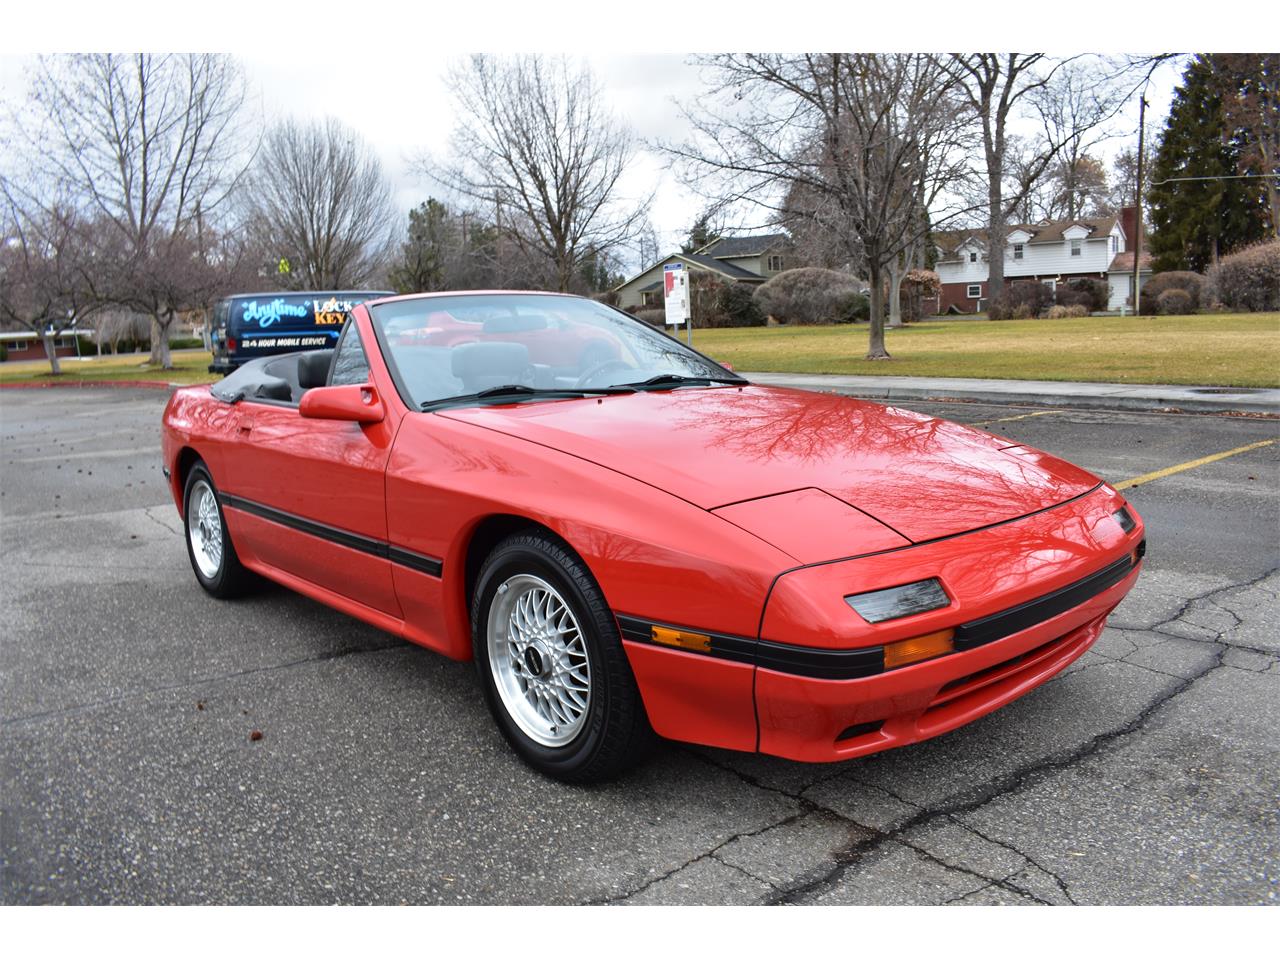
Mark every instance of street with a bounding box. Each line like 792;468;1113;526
1;386;1277;904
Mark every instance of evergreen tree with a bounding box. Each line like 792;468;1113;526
681;210;717;254
1148;56;1268;272
389;199;453;293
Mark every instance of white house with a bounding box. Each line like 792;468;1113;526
935;207;1151;313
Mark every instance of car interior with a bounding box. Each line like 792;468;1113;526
211;335;626;408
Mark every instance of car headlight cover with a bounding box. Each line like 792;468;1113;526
1112;507;1136;533
845;578;950;623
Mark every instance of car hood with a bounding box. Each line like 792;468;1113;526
438;385;1100;547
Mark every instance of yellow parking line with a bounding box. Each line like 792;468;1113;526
969;410;1064;428
1115;438;1278;490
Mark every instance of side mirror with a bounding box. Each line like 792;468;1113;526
299;384;385;424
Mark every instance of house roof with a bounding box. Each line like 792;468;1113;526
1108;250;1154;273
613;252;766;292
682;252;765;280
935;217;1119;261
1015;216;1118;244
933;229;986;259
697;233;789;259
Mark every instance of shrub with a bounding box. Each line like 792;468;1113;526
634;308;666;327
901;269;941;321
988;280;1052;320
169;337;204;350
753;268;865;325
1057;277;1108;312
836;291;870;323
1046;304;1089;319
709;282;766;327
1139;271;1202;314
1155;289;1193;316
0;343;7;362
1205;240;1280;312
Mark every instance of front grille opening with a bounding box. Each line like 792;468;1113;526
835;719;885;743
937;631;1068;696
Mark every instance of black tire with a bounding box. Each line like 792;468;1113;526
471;531;654;783
182;461;255;599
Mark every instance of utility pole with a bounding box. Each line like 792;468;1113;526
1132;91;1148;315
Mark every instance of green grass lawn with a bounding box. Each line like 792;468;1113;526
3;313;1278;389
0;350;217;386
692;313;1280;388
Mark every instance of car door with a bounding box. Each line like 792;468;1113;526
220;320;402;617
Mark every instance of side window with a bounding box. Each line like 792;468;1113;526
330;320;371;386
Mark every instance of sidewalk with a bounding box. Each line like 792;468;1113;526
741;372;1280;415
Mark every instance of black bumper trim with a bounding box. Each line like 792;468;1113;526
220;493;443;578
616;542;1143;681
953;547;1140;651
616;614;883;680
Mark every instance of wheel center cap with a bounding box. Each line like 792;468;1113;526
523;645;546;677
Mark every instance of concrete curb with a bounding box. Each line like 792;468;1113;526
741;372;1280;416
0;379;176;390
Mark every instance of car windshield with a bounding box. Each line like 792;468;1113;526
369;293;745;409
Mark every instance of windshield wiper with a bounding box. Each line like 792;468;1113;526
626;373;745;391
421;383;634;411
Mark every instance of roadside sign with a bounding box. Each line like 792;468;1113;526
664;263;692;344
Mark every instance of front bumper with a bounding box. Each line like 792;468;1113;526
620;485;1145;762
753;564;1135;761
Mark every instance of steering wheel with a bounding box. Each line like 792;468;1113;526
575;359;632;389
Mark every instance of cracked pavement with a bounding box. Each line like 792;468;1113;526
1;388;1277;904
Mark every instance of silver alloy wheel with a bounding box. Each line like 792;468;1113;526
187;479;224;580
486;573;591;747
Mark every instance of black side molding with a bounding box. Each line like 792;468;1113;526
221;493;443;578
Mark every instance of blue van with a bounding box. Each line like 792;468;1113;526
208;290;393;374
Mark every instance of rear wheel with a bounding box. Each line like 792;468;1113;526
183;462;254;598
472;532;653;782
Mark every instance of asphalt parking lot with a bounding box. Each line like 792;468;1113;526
1;386;1277;905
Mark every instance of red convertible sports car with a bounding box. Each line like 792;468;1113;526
162;291;1145;782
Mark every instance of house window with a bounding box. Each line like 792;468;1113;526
641;291;658;307
1013;243;1024;261
967;284;982;299
9;340;30;351
969;251;978;263
767;254;784;271
1070;239;1082;257
1111;235;1118;254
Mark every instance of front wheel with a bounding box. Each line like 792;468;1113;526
183;462;255;598
471;532;653;783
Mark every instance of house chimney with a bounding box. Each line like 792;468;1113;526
1119;206;1138;249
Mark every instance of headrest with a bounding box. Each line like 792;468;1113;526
253;377;293;402
482;314;547;334
451;341;531;380
299;349;335;389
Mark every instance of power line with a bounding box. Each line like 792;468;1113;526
1150;173;1280;186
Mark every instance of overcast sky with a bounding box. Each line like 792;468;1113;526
1;3;1203;275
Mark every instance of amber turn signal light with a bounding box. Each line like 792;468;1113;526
651;626;713;653
883;628;956;669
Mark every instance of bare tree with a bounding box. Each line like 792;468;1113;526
22;54;252;368
939;54;1135;300
0;184;95;375
669;54;972;359
243;116;398;291
429;55;650;292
